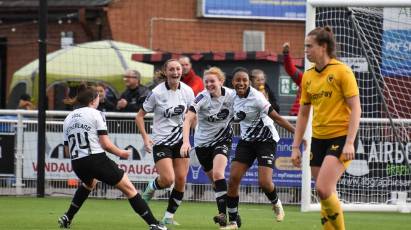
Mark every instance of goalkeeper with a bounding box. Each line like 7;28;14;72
291;26;361;230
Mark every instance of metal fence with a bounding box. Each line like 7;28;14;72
5;109;409;209
0;110;300;205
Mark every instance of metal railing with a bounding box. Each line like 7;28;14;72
0;110;300;204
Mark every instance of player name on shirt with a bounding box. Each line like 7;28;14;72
63;107;107;160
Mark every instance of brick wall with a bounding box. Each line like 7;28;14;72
107;0;305;55
2;1;305;105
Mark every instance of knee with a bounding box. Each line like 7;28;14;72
315;184;331;200
228;176;241;187
258;179;272;191
160;175;175;188
83;181;96;190
174;174;187;186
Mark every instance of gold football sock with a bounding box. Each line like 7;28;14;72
320;208;335;230
320;193;345;230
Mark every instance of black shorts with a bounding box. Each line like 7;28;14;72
310;135;358;167
153;142;188;163
233;140;277;168
195;142;230;172
72;153;124;186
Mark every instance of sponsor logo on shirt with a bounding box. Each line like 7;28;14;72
164;105;185;118
310;90;333;100
233;111;246;122
207;109;230;122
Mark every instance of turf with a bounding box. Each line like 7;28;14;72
0;196;410;230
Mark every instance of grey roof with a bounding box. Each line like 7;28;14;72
0;0;112;8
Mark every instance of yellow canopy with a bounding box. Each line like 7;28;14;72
10;40;154;105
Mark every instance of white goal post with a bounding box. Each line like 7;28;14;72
302;0;411;212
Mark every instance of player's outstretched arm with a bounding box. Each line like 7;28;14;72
99;135;130;158
268;109;295;134
135;108;153;153
180;110;196;157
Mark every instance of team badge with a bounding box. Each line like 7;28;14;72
327;74;335;84
330;144;339;151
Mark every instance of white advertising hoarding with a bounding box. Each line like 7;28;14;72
23;132;158;181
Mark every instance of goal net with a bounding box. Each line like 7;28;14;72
302;0;411;212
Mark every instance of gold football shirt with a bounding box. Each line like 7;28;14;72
300;59;359;139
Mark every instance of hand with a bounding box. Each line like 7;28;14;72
18;100;34;110
282;42;290;54
341;143;355;161
291;147;302;168
117;99;128;109
302;139;307;151
180;142;191;157
143;137;154;154
118;149;131;159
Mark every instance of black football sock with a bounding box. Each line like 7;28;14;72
128;193;158;225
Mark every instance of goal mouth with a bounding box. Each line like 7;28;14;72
302;1;411;213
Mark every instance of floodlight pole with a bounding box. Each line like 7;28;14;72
37;0;47;198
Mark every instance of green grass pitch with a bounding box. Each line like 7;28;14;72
0;196;410;229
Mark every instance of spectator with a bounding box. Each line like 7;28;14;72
117;69;151;112
282;42;303;116
250;69;280;113
178;56;204;96
146;71;165;90
96;83;116;112
18;94;35;110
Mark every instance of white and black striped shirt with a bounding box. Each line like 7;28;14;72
63;107;107;160
233;87;280;142
143;81;195;146
189;87;235;147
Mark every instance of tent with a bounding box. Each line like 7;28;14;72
8;40;154;108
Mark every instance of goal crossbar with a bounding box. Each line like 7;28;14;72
308;0;411;7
